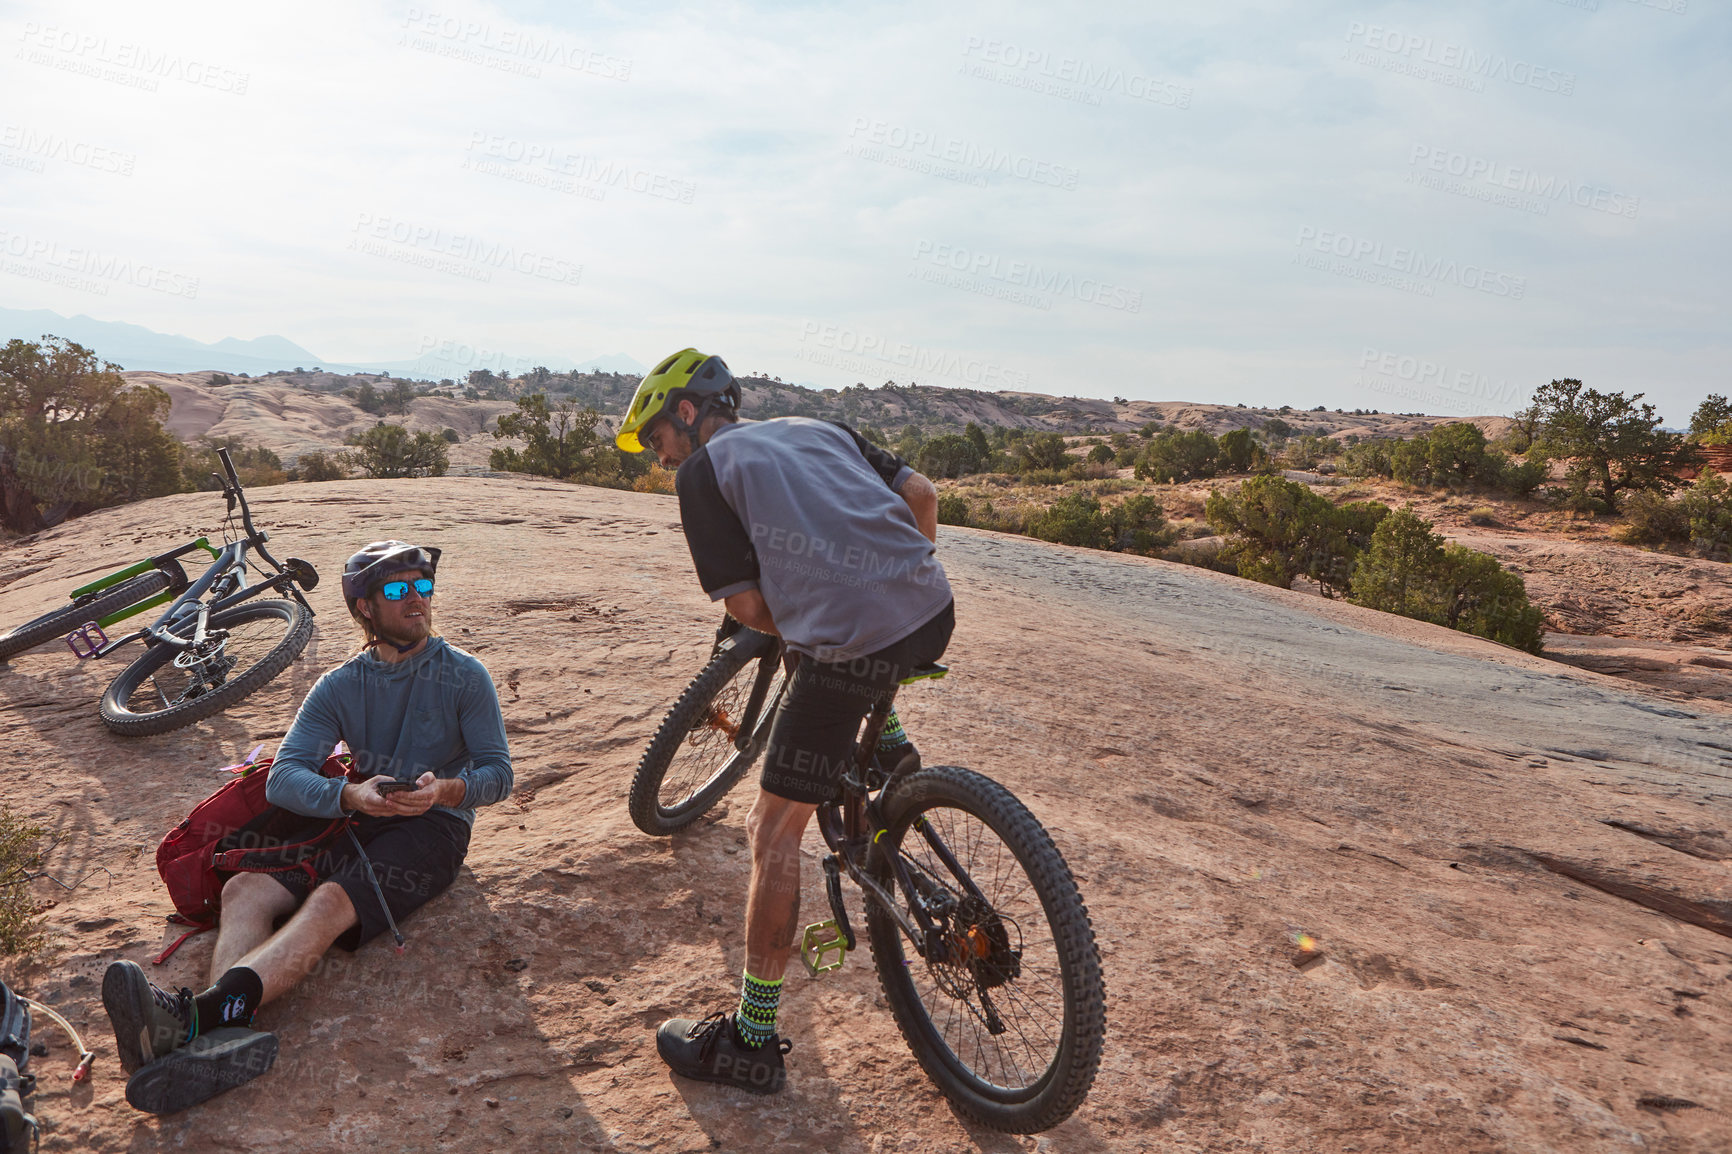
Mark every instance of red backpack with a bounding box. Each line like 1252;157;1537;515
153;746;357;964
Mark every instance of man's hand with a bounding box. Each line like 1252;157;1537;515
341;773;463;817
385;772;463;816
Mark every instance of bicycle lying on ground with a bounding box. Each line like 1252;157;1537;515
630;625;1105;1133
0;447;320;736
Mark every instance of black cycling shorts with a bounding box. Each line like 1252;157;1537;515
270;810;470;951
759;601;955;805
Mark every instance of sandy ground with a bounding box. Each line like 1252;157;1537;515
0;477;1727;1153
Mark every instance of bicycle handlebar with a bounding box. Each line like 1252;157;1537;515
214;447;282;571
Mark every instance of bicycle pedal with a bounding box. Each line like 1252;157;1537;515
64;622;108;659
800;920;848;977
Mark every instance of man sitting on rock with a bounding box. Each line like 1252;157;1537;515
102;539;513;1114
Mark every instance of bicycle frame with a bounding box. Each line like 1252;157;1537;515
83;448;316;660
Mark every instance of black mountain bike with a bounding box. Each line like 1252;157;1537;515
630;626;1105;1132
0;448;320;736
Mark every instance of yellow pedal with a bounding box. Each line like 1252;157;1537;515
800;920;847;976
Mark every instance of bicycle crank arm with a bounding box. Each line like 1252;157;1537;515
821;855;856;950
843;858;926;950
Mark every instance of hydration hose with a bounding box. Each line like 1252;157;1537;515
20;1000;94;1084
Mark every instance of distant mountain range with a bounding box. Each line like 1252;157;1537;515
0;307;645;378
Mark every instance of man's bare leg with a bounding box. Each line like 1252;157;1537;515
209;873;299;982
220;881;359;1005
743;790;818;981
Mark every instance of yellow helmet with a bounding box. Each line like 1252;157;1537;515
615;348;740;453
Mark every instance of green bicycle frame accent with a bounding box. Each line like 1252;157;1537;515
95;589;177;628
71;538;220;598
800;920;848;976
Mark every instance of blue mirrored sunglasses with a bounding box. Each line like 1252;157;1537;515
380;578;434;601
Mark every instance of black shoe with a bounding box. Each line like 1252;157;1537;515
124;1027;278;1115
103;961;193;1074
655;1012;790;1095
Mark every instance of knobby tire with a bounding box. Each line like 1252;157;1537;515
98;598;313;736
864;766;1105;1133
0;571;173;663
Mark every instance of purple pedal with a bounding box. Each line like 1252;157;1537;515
65;622;108;659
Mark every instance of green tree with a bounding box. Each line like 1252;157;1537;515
964;422;991;462
1025;492;1112;549
1349;507;1446;621
490;392;637;484
1520;378;1700;510
295;450;350;482
352;381;385;415
1216;428;1262;473
1678;472;1732;561
1351;507;1544;653
181;436;285;491
1085;443;1116;465
936;493;970;526
916;434;986;479
353;423;449;478
1690;394;1732;444
1135;429;1219;482
385;380;416;415
1008;432;1071;473
1108;494;1176;555
0;336;184;531
1205;475;1384;594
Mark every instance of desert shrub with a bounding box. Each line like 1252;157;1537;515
208;373;231;387
916;434;987;479
295;450;351;482
936;493;970;525
1025;492;1112;548
1339;439;1395;479
181;437;285;491
1085;443;1116;466
1617;489;1690;547
352;423;449;478
1484;454;1548;497
632;465;676;494
1216;428;1262;474
1108;494;1176;554
1205;475;1386;595
1690;394;1732;445
1018;468;1068;487
1161;536;1239;574
1007;432;1071;474
1466;506;1499;527
440;427;461;443
1679;472;1732;561
1350;507;1545;653
489;393;644;486
0;807;51;958
1135;430;1219;483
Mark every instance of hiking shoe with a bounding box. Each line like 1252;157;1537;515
124;1027;278;1115
656;1011;790;1095
103;960;193;1074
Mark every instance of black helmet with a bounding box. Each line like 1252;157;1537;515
341;540;441;607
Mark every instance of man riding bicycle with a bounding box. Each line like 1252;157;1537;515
618;348;954;1094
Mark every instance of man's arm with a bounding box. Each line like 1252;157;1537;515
899;471;938;544
264;676;350;818
723;588;777;635
451;662;513;809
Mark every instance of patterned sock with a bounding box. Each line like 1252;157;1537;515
877;710;910;755
734;971;782;1049
192;966;264;1035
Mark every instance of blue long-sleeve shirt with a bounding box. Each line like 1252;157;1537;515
265;637;513;826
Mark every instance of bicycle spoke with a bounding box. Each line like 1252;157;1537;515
658;662;783;810
893;802;1068;1093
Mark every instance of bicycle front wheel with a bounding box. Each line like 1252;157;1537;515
0;570;173;663
628;629;784;836
99;598;313;736
865;766;1105;1133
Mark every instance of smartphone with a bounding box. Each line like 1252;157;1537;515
375;780;416;795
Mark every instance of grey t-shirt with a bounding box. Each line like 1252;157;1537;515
264;637;513;827
674;418;952;663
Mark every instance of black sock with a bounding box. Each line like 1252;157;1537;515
192;966;264;1034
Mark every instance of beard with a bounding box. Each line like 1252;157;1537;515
373;604;434;650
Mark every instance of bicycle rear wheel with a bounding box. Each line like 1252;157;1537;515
628;629;784;836
0;570;173;662
98;598;313;736
865;766;1104;1133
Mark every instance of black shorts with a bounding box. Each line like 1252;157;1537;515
270;810;470;951
760;601;955;805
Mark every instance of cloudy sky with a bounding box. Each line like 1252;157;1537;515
0;0;1724;421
